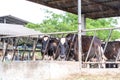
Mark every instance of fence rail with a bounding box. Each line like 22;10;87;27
1;27;120;38
0;27;120;69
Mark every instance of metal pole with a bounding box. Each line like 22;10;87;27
103;29;113;57
78;0;82;70
85;30;96;62
81;14;86;35
1;27;120;38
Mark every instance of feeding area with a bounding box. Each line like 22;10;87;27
1;26;120;80
1;0;120;80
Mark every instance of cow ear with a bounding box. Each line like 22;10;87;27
56;38;59;40
49;38;51;40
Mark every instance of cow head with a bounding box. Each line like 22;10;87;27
49;38;59;54
41;36;49;54
59;38;69;60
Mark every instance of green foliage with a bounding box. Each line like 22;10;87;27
26;23;41;31
38;12;78;32
26;11;120;41
111;30;120;40
86;18;120;41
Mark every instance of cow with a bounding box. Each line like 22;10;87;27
102;41;120;60
41;36;59;60
56;37;69;60
102;41;120;68
64;33;107;62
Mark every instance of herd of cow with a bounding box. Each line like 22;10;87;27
1;33;120;68
40;33;120;64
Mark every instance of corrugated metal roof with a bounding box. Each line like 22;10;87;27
0;23;41;36
28;0;120;19
0;15;29;25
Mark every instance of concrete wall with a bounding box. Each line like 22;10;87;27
0;61;80;80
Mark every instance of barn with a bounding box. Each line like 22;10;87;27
0;15;42;61
0;15;29;25
1;0;120;80
27;0;120;67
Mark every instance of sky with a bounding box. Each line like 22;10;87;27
0;0;65;23
0;0;120;26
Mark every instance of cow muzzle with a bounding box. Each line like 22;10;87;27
60;54;66;59
41;50;46;53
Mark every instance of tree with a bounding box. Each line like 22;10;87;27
39;12;78;32
26;11;120;41
86;18;120;41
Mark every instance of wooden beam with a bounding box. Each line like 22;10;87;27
12;38;20;61
31;40;37;61
2;39;8;62
21;37;30;60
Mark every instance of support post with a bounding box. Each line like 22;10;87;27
81;14;86;35
3;18;7;23
2;39;8;61
31;40;37;61
78;0;82;70
12;38;19;61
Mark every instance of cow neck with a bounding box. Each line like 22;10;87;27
72;34;76;42
66;34;76;60
43;37;50;56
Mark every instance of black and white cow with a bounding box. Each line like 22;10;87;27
41;36;70;61
57;37;69;60
41;36;59;60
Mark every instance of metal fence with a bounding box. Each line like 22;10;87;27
0;27;120;69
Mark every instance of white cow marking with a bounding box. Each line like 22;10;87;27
43;37;49;41
60;38;66;45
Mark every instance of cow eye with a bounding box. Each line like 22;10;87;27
65;44;67;47
59;45;61;48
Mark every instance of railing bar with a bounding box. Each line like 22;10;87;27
103;29;113;56
83;62;120;64
0;27;120;38
82;27;120;32
0;31;78;38
85;30;96;62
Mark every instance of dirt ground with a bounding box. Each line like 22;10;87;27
56;73;120;80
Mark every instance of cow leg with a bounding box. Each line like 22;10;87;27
74;53;79;61
53;53;56;60
44;55;48;60
48;56;54;60
54;51;59;60
70;53;75;61
100;46;107;61
51;56;54;60
97;46;106;68
41;53;45;60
